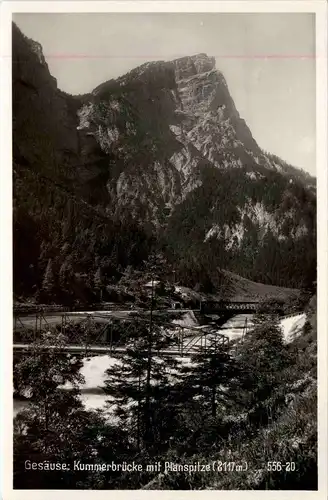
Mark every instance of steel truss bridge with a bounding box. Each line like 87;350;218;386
13;303;257;357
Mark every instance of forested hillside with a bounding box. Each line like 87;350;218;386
12;23;316;304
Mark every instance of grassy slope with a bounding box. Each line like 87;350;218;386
218;270;300;301
173;269;300;306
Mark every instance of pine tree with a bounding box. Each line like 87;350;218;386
104;317;180;452
180;335;239;418
59;259;73;292
103;253;182;452
13;331;130;489
94;267;103;301
233;313;290;427
42;258;55;299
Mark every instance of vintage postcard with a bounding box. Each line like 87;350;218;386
0;0;327;498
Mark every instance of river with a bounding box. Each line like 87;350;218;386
13;313;305;418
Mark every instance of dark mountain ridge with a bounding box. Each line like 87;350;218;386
12;23;316;303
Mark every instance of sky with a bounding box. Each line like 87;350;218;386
13;13;316;175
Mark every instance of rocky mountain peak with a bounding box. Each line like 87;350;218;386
12;22;316;298
173;53;216;80
72;47;314;223
93;59;177;100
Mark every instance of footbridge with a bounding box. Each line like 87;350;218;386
200;300;260;314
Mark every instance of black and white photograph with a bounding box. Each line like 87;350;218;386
1;1;327;494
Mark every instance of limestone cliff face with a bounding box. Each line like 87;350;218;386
12;22;111;205
76;53;263;221
13;24;78;172
75;51;314;247
13;23;316;294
